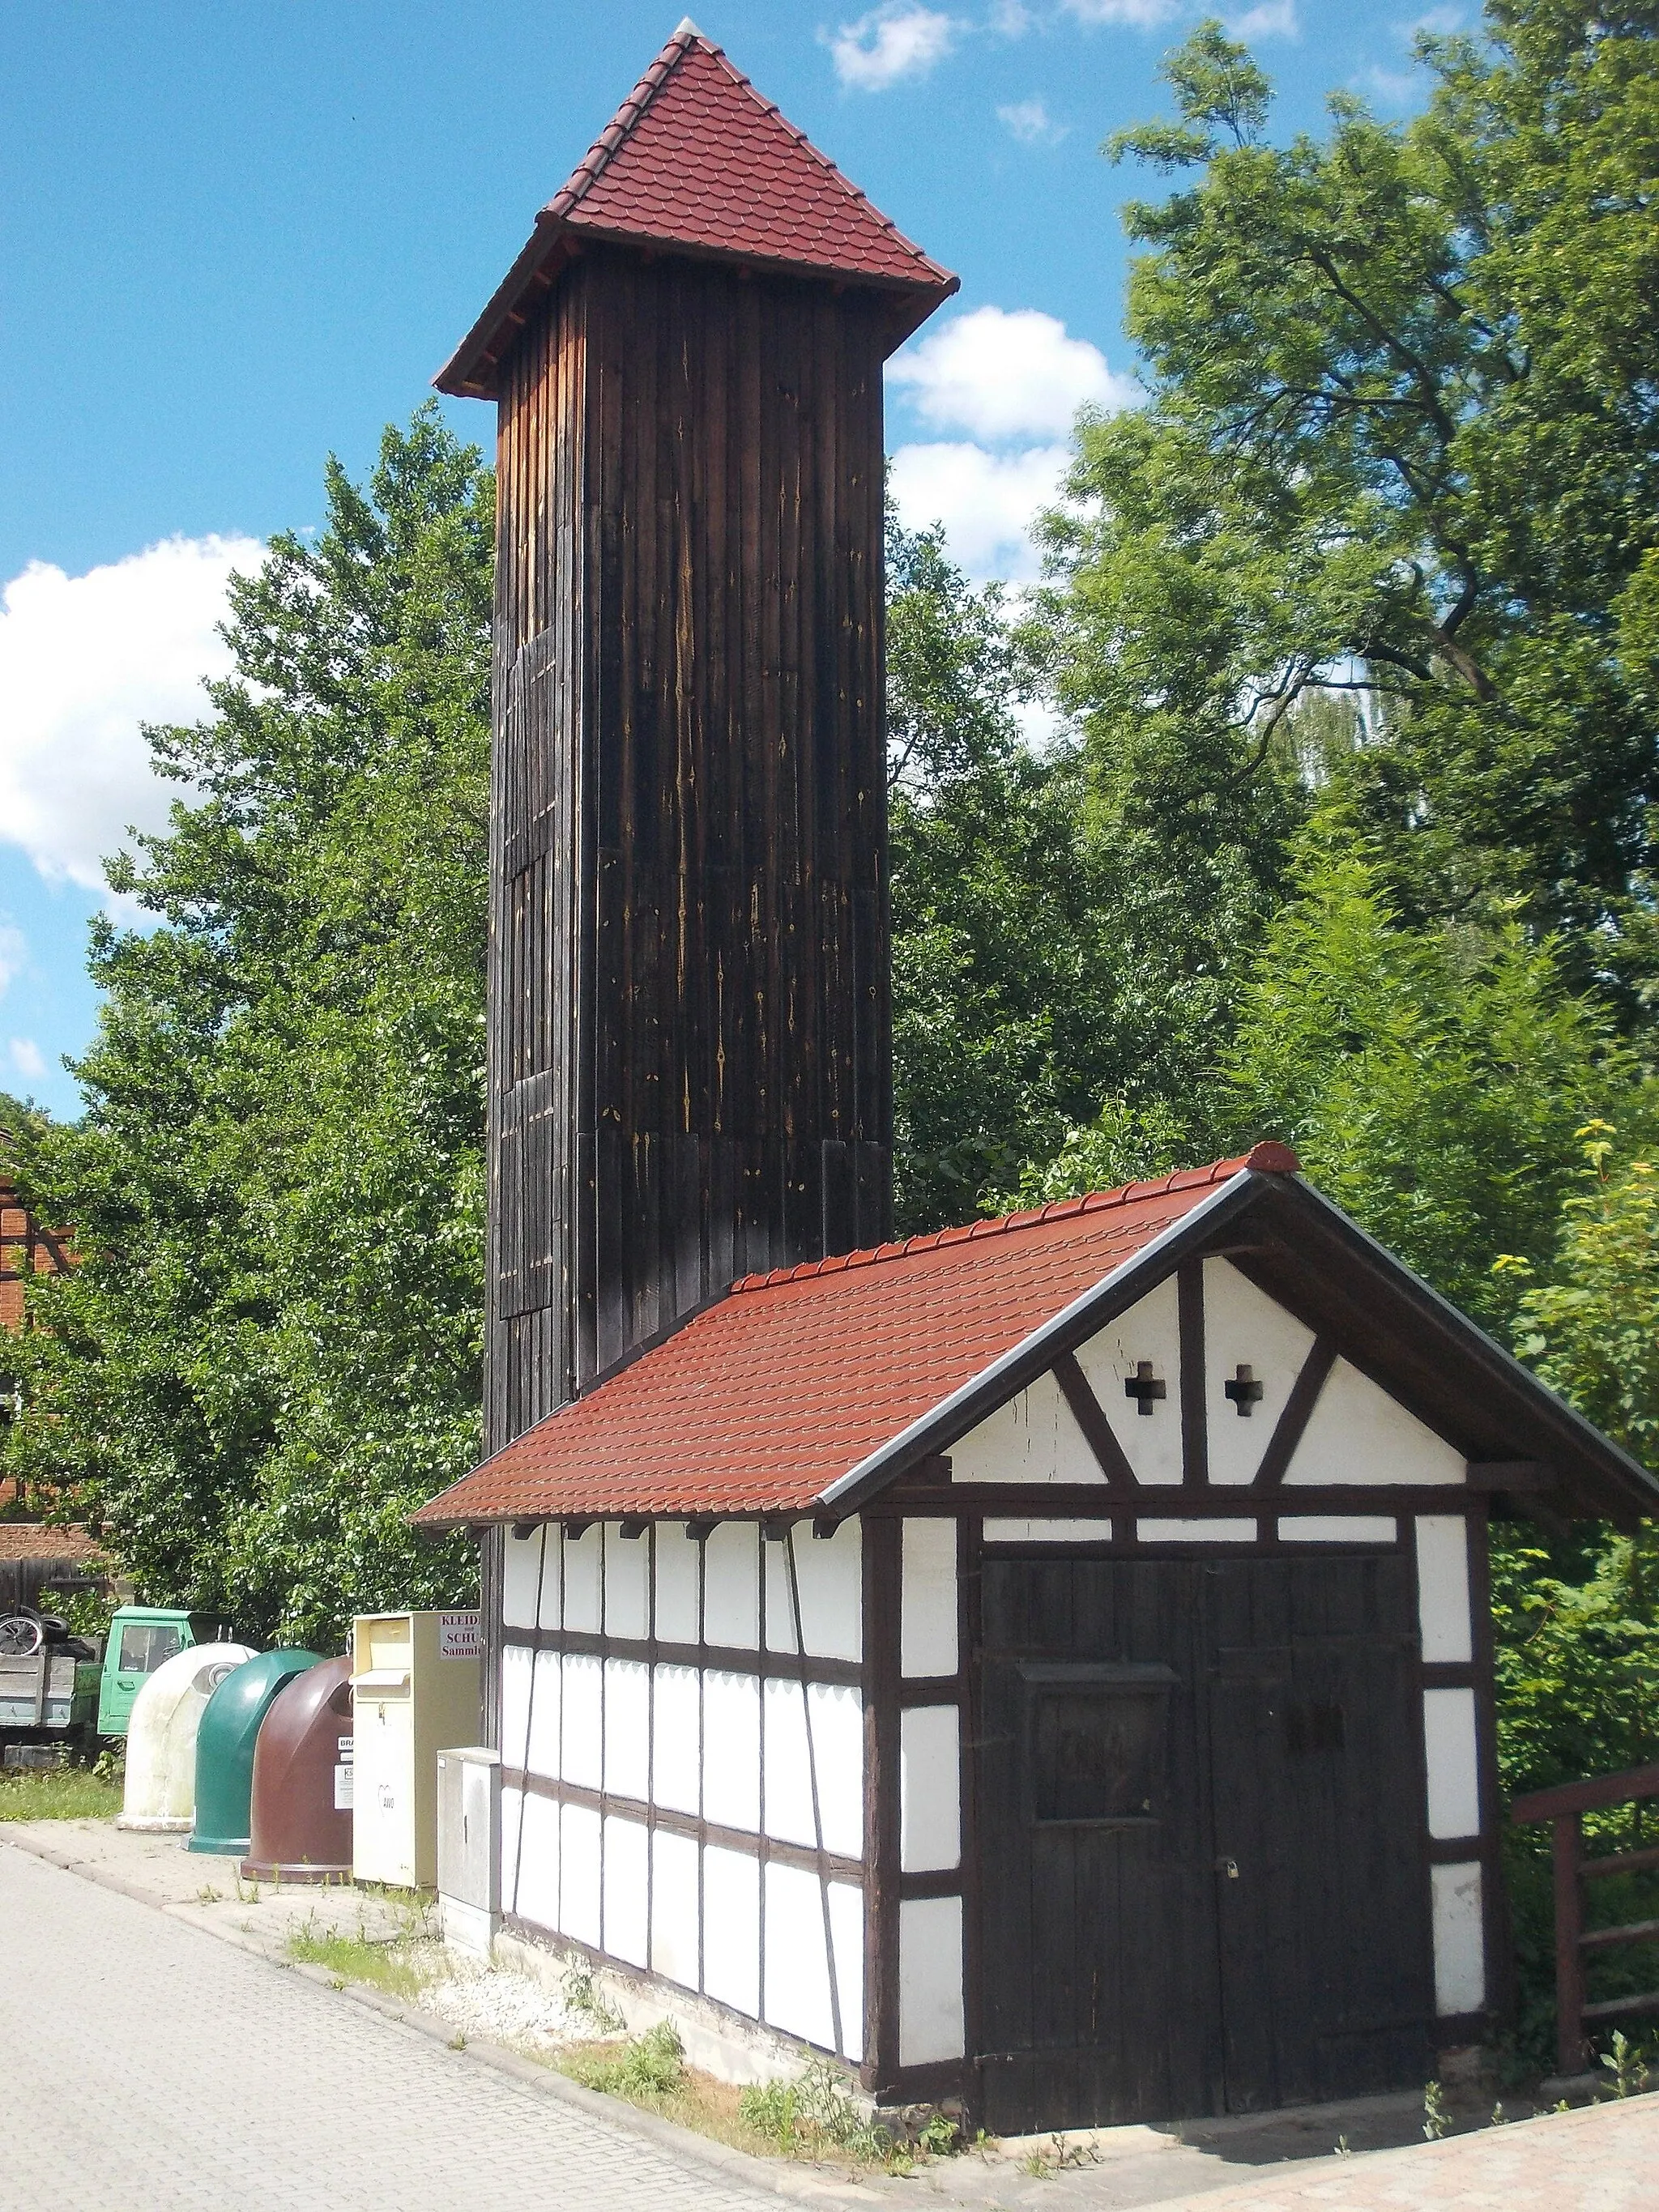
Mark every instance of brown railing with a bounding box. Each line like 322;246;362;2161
1512;1759;1659;2076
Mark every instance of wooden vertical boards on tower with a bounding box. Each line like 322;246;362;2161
436;25;956;1452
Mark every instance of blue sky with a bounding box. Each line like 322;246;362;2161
0;0;1447;1117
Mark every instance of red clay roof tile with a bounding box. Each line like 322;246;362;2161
437;26;957;399
414;1152;1291;1528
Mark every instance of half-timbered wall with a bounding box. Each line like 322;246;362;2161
939;1255;1496;2044
497;1518;867;2063
487;248;895;1455
488;1254;1499;2103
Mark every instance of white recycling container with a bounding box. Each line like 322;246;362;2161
117;1640;256;1831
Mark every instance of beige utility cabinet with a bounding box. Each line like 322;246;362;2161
350;1609;480;1888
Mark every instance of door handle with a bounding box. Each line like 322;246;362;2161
1215;1856;1239;1880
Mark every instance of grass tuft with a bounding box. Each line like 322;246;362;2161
286;1916;431;2003
0;1767;122;1822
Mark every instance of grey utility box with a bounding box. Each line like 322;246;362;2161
437;1745;501;1959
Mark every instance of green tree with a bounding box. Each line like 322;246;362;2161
1042;1;1659;994
2;410;490;1646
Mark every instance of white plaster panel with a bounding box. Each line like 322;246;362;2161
1431;1861;1486;2014
650;1826;702;1991
983;1519;1113;1542
651;1664;702;1816
538;1530;564;1629
1201;1258;1319;1485
501;1643;533;1767
560;1652;603;1791
948;1368;1102;1487
526;1648;561;1779
901;1518;958;1677
702;1669;761;1831
1417;1516;1474;1664
1074;1274;1183;1485
514;1787;561;1933
560;1801;603;1948
1422;1687;1482;1838
1139;1519;1256;1542
1277;1517;1397;1545
604;1524;650;1640
899;1895;965;2065
828;1882;865;2062
704;1524;760;1649
764;1860;837;2049
703;1843;761;2018
1286;1358;1465;1486
792;1522;862;1661
502;1527;545;1629
562;1524;603;1631
603;1656;650;1803
499;1784;524;1917
763;1677;818;1850
603;1813;650;1967
654;1525;701;1645
901;1705;961;1873
809;1683;865;1860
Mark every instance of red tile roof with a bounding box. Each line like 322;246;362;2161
437;24;957;399
414;1149;1296;1528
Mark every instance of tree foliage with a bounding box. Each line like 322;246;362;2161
3;411;490;1645
1045;0;1659;988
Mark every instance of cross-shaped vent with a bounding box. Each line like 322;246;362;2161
1224;1363;1264;1417
1124;1360;1166;1416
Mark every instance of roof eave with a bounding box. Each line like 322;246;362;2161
435;219;958;401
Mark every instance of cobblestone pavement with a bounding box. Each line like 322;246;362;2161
0;1841;787;2212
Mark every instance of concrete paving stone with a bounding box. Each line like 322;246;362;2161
6;1826;1657;2212
0;1839;781;2212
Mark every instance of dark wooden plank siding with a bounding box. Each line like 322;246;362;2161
486;246;893;1453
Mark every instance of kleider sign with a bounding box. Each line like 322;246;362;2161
438;1611;481;1660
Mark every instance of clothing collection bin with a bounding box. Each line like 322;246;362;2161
350;1610;480;1888
241;1653;355;1883
117;1642;256;1831
190;1648;322;1856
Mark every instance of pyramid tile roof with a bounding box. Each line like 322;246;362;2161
437;23;957;399
413;1150;1284;1528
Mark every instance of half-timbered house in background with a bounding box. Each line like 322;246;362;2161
417;23;1659;2133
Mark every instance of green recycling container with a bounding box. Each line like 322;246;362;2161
190;1649;322;1855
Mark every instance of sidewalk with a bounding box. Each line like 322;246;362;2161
7;1819;1655;2211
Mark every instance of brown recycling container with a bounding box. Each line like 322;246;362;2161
241;1653;353;1882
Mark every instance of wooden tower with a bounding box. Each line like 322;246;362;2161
438;24;957;1454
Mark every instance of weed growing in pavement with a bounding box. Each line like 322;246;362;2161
1017;2133;1101;2176
1334;2136;1352;2159
738;2060;893;2164
1422;2081;1452;2140
0;1767;122;1821
559;1960;625;2034
287;1912;431;2003
1602;2031;1649;2099
565;2020;686;2099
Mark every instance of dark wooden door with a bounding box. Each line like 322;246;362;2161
975;1553;1435;2133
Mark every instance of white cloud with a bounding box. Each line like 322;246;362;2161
0;533;262;893
824;4;960;89
0;924;23;999
8;1038;46;1083
1057;0;1181;27
889;305;1137;442
997;95;1068;143
1226;0;1299;36
986;0;1033;31
888;440;1073;582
